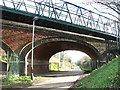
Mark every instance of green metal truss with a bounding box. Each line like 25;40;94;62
1;0;120;38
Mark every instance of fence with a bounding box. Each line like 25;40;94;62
1;51;19;75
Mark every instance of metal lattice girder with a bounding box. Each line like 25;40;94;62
105;39;119;63
1;0;120;38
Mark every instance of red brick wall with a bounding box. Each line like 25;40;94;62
2;24;58;54
27;65;49;75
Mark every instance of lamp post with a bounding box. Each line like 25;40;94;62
31;16;39;80
116;22;119;56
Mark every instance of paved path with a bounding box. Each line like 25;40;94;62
22;66;85;89
27;75;81;89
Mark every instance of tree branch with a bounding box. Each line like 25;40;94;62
90;3;120;21
97;1;120;15
107;2;120;11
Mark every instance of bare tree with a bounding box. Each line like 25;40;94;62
82;0;120;21
84;0;120;43
96;0;120;21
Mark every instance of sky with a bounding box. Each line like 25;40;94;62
64;0;117;20
55;50;89;63
64;50;89;63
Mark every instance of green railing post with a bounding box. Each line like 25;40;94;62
105;40;110;63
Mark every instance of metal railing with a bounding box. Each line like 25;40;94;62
1;0;120;37
1;52;19;75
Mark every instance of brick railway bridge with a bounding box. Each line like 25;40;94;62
0;0;120;75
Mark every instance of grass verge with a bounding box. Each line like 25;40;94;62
75;56;119;88
79;66;90;71
2;75;48;88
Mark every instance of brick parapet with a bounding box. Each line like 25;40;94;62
2;19;107;55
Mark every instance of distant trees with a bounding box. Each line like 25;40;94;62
59;52;72;70
59;51;72;63
0;48;7;63
50;51;72;71
76;56;91;69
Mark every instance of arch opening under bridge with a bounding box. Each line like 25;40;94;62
0;40;14;73
19;37;101;75
49;50;91;72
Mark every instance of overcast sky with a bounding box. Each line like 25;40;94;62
64;50;89;63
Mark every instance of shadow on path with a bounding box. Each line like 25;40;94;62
40;70;85;77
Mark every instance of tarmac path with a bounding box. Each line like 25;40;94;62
23;65;85;89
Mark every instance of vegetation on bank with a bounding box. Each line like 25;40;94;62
49;62;60;71
76;56;119;88
79;66;90;71
49;62;73;71
76;56;91;71
2;75;43;88
49;53;73;71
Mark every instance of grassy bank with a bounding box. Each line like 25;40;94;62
76;56;119;88
2;75;48;88
79;66;90;71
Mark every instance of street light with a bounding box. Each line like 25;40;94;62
31;16;39;80
116;23;119;56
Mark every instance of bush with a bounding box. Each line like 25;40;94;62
2;75;32;83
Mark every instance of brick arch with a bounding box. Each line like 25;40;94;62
0;40;13;54
20;37;100;59
19;37;101;75
31;38;100;60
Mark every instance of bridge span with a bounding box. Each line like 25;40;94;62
0;0;120;75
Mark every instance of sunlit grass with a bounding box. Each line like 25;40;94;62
49;62;60;71
76;56;119;88
79;66;90;71
2;75;43;88
2;75;32;83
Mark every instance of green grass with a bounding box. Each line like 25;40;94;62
76;56;119;88
2;75;42;88
79;66;90;71
2;75;32;83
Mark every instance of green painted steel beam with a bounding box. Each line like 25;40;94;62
1;0;120;41
1;6;118;41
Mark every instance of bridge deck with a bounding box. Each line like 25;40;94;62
1;7;117;41
1;0;119;41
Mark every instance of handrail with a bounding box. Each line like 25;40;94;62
1;0;119;37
